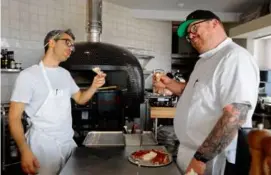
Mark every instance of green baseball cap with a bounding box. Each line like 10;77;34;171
177;19;198;38
177;10;221;38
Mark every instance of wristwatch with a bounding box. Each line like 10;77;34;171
194;151;209;163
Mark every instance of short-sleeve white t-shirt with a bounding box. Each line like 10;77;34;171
10;64;80;118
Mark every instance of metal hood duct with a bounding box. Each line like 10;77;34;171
86;0;102;42
60;0;144;103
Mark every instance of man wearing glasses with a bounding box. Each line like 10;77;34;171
153;10;259;175
8;29;106;175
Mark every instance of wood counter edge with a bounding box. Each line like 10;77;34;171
150;107;176;118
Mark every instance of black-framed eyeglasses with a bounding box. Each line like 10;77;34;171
185;19;212;43
56;38;75;52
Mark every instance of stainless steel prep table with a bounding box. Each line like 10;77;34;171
60;146;182;175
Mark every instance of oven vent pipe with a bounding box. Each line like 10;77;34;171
86;0;102;42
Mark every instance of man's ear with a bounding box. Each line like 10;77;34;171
212;19;220;28
48;39;56;49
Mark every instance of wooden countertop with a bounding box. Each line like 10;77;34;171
150;107;176;118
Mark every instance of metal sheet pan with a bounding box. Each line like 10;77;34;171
83;131;125;147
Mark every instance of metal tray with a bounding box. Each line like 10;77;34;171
124;131;158;146
128;149;173;167
83;131;125;147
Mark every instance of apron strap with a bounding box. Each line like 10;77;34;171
35;61;54;116
235;127;252;175
39;61;53;91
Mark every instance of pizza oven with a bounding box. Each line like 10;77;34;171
60;0;144;142
61;42;144;103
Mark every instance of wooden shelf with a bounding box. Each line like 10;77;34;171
150;107;176;118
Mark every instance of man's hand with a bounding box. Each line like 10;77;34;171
153;74;172;89
152;74;185;96
185;158;206;175
21;146;40;175
91;73;106;89
8;102;40;174
72;72;107;105
153;75;173;94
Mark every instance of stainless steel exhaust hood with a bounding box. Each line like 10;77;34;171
86;0;102;42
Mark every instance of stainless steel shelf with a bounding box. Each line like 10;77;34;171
1;69;22;73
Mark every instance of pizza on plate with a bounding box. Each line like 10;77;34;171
131;149;170;165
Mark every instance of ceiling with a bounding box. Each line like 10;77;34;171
107;0;267;13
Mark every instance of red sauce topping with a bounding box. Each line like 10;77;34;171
131;149;169;165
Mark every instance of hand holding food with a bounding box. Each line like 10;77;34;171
185;169;198;175
185;158;206;175
91;67;106;89
92;67;103;75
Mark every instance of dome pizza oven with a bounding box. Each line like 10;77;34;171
60;0;145;135
61;42;144;103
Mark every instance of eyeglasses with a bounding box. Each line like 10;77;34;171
185;19;211;42
57;38;75;52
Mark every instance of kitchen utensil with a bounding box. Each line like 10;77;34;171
98;86;118;90
152;69;166;95
123;126;128;134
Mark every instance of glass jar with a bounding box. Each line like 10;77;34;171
152;69;166;94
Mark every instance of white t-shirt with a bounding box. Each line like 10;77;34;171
174;38;259;165
10;64;80;118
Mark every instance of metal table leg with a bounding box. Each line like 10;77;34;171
154;118;158;140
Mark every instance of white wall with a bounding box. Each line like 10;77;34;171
264;39;271;63
101;2;172;71
1;0;172;103
253;39;271;70
1;0;87;103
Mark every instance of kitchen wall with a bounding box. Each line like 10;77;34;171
246;38;271;95
256;39;271;95
101;2;172;71
1;0;172;103
1;0;87;103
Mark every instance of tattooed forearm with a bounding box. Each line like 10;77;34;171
196;103;251;161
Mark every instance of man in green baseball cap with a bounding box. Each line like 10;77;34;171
177;10;224;54
153;9;259;175
177;10;221;38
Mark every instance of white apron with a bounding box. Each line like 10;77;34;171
176;145;226;175
25;61;77;175
174;65;227;175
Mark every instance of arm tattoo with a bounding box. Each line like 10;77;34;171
196;102;251;161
